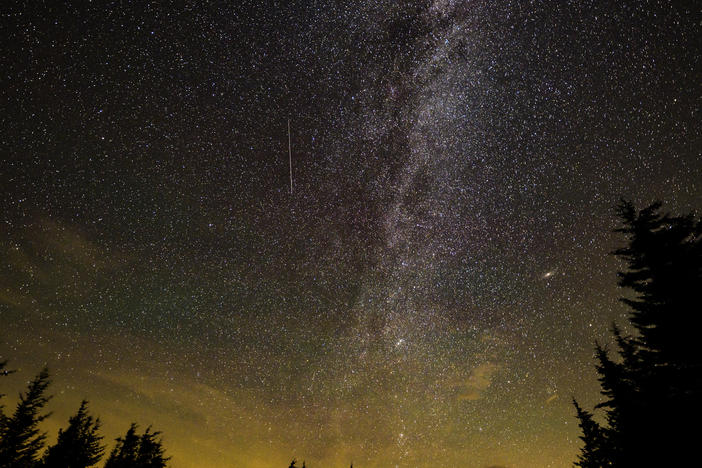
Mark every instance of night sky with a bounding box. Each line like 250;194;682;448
1;1;700;467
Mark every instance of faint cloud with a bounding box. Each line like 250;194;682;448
546;393;559;404
34;218;124;272
0;288;27;308
0;218;129;310
458;362;500;401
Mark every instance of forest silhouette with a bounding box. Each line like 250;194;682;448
573;201;702;467
2;200;701;467
0;365;169;468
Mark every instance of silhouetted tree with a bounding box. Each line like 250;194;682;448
574;201;702;466
135;427;169;467
42;400;104;467
572;399;607;468
0;368;52;468
104;424;169;468
104;424;140;468
288;460;297;468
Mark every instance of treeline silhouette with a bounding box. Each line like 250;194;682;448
10;200;698;467
0;365;169;468
574;201;702;467
287;460;352;468
0;366;352;468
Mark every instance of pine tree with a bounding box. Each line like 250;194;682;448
614;201;702;369
574;201;702;466
42;400;104;467
612;201;702;465
135;427;169;467
572;399;608;468
104;424;169;468
0;368;52;468
104;424;140;468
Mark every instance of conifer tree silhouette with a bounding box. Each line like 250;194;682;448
135;427;169;467
104;423;139;468
0;368;52;468
42;400;104;467
572;399;607;468
104;423;169;468
574;201;702;466
0;363;170;467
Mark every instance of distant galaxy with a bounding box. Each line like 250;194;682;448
1;1;700;467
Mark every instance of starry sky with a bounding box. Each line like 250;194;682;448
1;1;700;467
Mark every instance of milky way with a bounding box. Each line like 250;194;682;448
2;1;700;467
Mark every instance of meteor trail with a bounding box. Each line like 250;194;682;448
288;118;293;195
